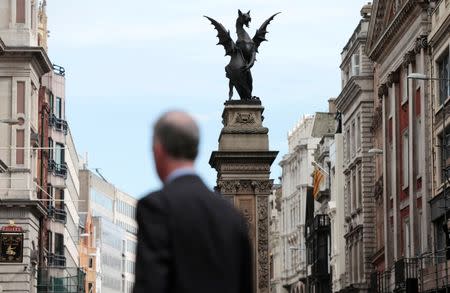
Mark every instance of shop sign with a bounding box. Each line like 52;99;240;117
0;225;24;263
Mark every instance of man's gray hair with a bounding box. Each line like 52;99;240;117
153;111;199;160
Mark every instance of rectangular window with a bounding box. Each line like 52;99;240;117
88;283;93;293
47;231;52;252
352;172;356;212
438;51;449;105
55;97;62;119
402;130;409;188
48;138;53;160
16;129;24;164
88;257;93;268
346;130;350;161
405;218;411;257
16;0;25;23
357;168;362;209
356;116;361;150
402;67;409;103
55;188;64;209
54;233;64;256
17;81;25;114
351;122;355;157
415;117;423;179
55;143;64;165
49;93;54;113
351;51;360;76
440;129;450;183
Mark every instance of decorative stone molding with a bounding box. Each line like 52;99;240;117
221;126;269;134
234;112;256;124
221;164;271;172
371;105;383;133
414;34;428;53
386;71;399;87
368;0;416;60
402;50;415;68
252;180;273;194
217;179;273;195
374;176;383;202
377;83;388;99
257;196;269;292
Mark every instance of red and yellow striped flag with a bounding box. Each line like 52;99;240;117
312;167;325;199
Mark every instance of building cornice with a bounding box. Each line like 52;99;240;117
0;45;52;74
367;0;427;61
428;6;450;47
335;76;374;113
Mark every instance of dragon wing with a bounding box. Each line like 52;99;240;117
252;12;281;52
204;16;235;56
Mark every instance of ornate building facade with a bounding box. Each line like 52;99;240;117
279;112;336;293
367;0;435;292
270;184;284;293
335;4;376;293
0;1;52;291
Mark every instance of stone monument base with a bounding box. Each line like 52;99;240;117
210;100;278;293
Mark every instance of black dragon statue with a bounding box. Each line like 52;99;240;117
205;10;280;101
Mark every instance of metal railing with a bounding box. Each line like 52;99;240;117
47;253;66;267
48;159;67;178
48;206;67;223
370;256;450;293
37;267;85;293
49;114;68;134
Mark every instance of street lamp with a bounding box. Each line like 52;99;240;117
408;73;450;81
368;148;383;155
408;72;450;292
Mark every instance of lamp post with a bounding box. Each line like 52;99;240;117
408;72;450;292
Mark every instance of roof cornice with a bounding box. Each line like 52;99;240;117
0;45;52;74
367;0;426;61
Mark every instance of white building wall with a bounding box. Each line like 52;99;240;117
81;170;137;293
280;116;321;291
0;0;39;47
328;134;346;292
65;130;80;269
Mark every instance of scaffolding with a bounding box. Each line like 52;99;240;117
36;267;85;293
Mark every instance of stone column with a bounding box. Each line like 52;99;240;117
209;100;278;293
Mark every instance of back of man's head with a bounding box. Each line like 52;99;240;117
153;111;199;161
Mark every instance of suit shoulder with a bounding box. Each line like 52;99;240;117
137;190;165;209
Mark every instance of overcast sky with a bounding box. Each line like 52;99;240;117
46;0;368;198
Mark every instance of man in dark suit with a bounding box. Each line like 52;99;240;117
134;111;253;293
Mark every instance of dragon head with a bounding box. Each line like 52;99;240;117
237;9;251;28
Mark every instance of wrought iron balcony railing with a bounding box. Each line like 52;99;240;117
49;113;68;134
306;214;330;238
48;159;67;178
47;253;66;268
48;206;67;223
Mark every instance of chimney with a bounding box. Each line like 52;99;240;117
328;98;337;113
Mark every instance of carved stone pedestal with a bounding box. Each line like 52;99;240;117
209;100;278;293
